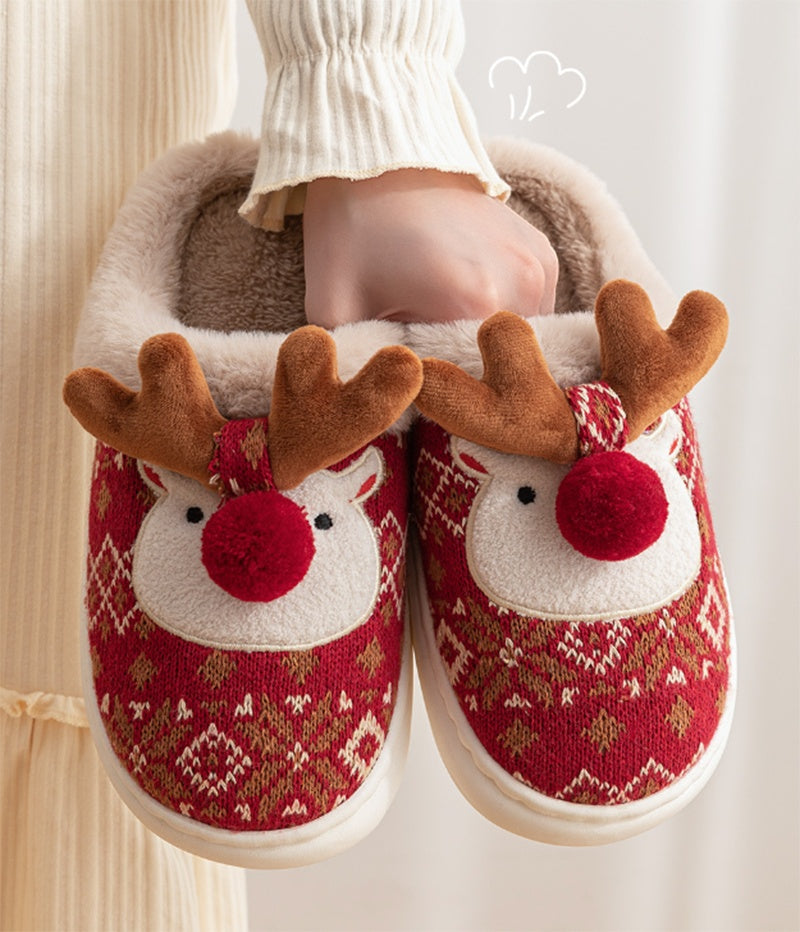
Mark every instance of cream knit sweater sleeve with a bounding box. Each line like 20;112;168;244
240;0;510;230
1;3;247;929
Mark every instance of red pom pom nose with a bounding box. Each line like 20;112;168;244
555;451;668;561
201;491;315;602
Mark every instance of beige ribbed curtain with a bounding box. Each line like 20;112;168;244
0;2;248;928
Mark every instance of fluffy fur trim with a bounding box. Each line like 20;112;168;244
485;137;676;325
74;131;676;430
408;311;601;389
74;131;412;427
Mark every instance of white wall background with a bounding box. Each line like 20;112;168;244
230;2;799;929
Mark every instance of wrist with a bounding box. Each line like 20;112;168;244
306;169;484;202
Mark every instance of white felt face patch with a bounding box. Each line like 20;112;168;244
132;448;384;650
454;410;701;620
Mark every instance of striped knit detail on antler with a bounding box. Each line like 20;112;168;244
209;419;276;498
564;382;629;456
64;327;423;493
416;279;728;463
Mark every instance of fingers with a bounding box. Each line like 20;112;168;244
535;232;559;316
302;170;560;327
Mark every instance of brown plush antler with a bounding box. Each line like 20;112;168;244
64;328;423;492
268;326;424;489
594;280;728;438
416;279;728;461
63;333;228;487
416;311;581;463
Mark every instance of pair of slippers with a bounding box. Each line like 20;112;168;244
64;133;735;868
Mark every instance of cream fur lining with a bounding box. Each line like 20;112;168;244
408;311;601;389
74;131;675;423
486;137;676;325
74;132;410;424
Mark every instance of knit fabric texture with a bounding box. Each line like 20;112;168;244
240;0;510;230
565;381;629;456
412;397;730;804
86;426;407;831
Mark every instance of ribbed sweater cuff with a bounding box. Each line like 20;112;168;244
240;0;509;230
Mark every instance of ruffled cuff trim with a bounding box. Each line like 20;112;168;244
239;0;509;231
1;684;88;728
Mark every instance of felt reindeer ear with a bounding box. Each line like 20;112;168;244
64;328;424;491
416;279;728;460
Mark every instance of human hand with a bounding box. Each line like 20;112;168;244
302;169;558;328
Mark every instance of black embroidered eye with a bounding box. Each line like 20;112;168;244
314;513;334;530
186;506;204;524
517;486;536;505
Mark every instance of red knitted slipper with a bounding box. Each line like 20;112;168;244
62;134;421;868
409;280;735;845
65;329;420;867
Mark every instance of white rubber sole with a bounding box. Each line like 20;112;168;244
409;545;737;846
81;616;412;868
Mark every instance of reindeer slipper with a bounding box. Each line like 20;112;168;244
408;140;736;845
63;133;421;868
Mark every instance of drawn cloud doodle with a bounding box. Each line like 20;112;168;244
489;51;587;121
